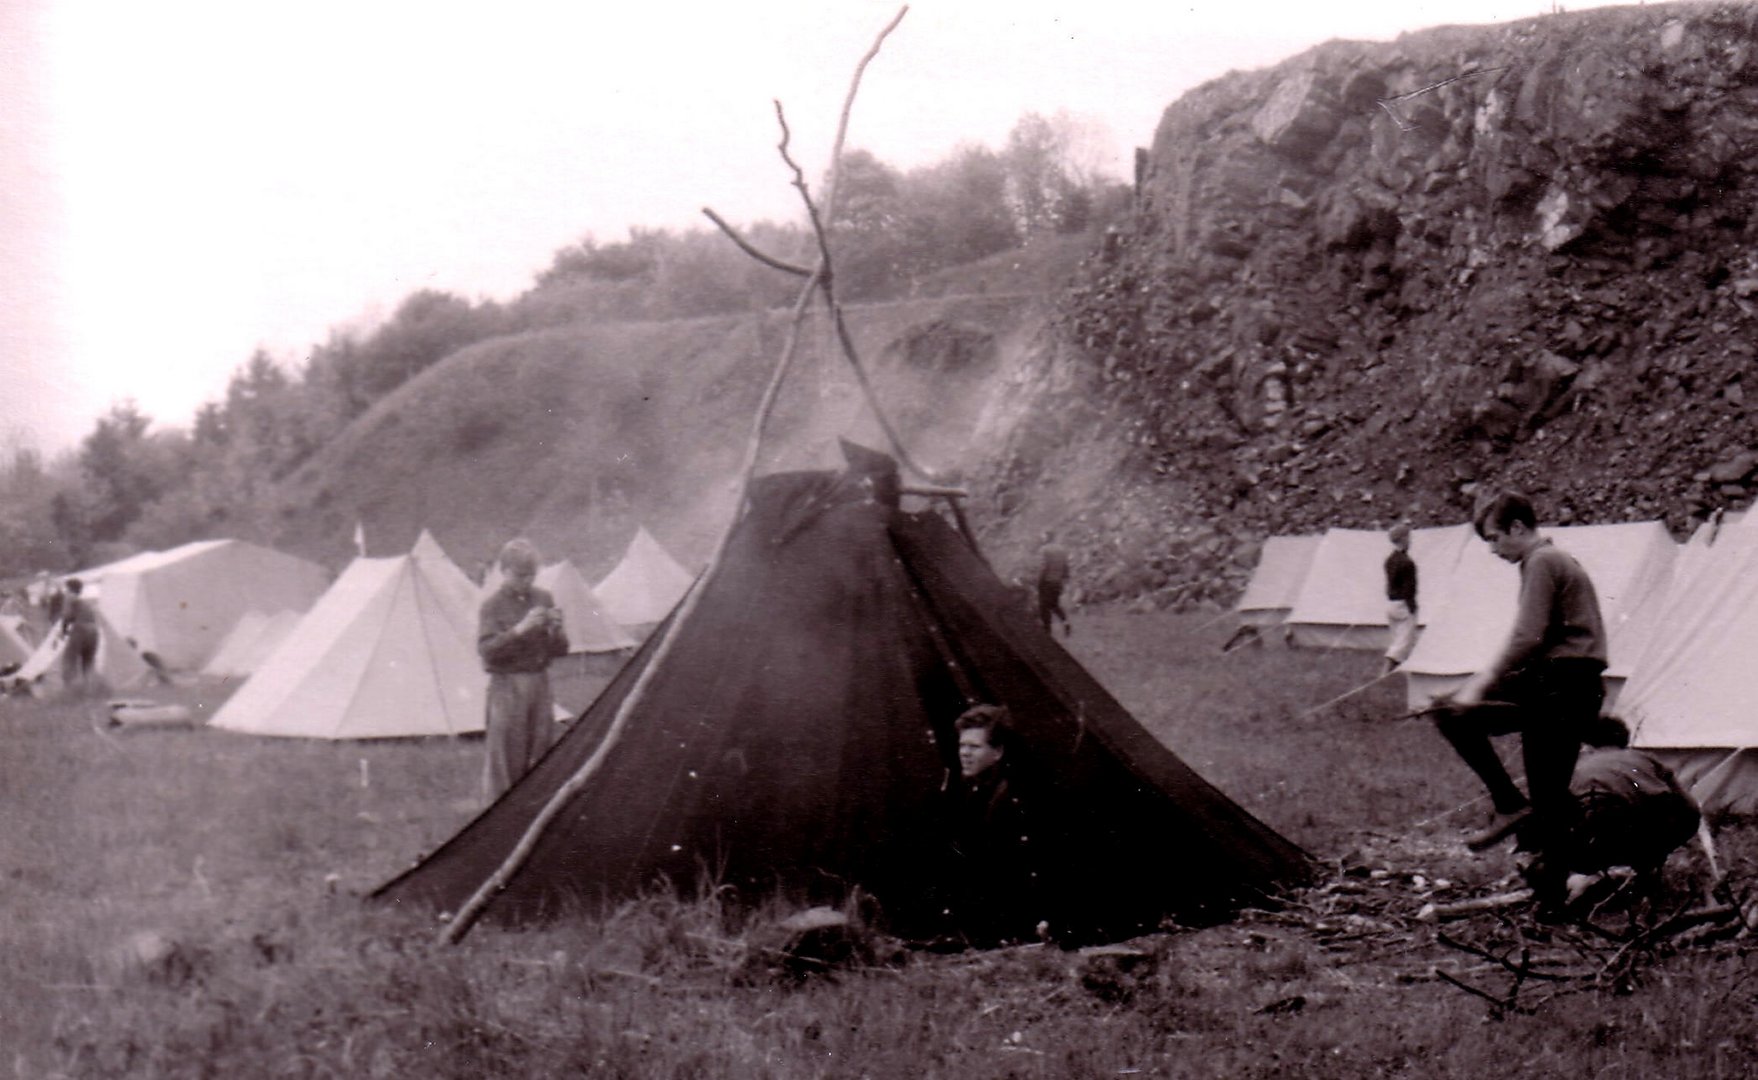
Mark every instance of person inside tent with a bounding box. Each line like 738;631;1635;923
1429;492;1607;908
58;578;100;693
478;539;570;801
1531;716;1703;914
1382;522;1418;675
940;704;1049;948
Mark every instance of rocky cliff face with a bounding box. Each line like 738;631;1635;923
1050;1;1758;605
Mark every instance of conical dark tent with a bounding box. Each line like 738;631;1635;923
374;452;1310;942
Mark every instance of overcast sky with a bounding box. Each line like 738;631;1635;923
1;0;1629;457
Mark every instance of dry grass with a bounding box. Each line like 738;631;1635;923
6;609;1758;1078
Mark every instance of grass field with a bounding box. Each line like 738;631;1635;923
5;608;1755;1078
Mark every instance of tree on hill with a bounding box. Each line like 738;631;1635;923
74;402;185;548
0;445;69;576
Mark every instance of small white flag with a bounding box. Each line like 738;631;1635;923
353;520;366;557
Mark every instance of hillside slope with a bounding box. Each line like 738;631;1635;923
269;291;1066;579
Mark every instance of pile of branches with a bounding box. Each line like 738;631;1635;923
1243;844;1758;1018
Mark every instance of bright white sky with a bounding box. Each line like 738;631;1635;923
1;0;1628;456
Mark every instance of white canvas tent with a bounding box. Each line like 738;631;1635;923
1;615;35;669
74;539;329;671
200;609;302;679
209;547;487;740
1617;527;1758;813
1403;521;1679;709
1283;524;1472;650
1234;534;1321;630
594;527;696;629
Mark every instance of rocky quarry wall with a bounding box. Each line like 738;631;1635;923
1039;1;1758;608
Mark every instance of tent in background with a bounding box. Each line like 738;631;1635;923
1283;524;1472;650
1;616;34;670
375;455;1311;943
1233;534;1320;633
1403;521;1679;708
210;543;486;740
75;539;329;671
594;527;696;630
200;609;302;680
535;560;636;654
411;529;486;617
1618;527;1758;813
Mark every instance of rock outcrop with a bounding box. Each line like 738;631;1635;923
1053;1;1758;605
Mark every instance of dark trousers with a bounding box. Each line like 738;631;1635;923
1037;580;1067;631
1435;659;1606;852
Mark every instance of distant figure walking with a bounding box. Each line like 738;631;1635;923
59;578;100;692
1382;523;1418;675
1036;533;1071;636
478;539;570;801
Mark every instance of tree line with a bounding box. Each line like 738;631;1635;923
0;112;1127;578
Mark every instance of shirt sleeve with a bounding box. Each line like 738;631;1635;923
1486;553;1557;679
477;595;528;666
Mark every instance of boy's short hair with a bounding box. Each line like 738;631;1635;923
1581;715;1632;749
497;538;540;574
1388;522;1412;544
955;703;1015;751
1474;492;1538;540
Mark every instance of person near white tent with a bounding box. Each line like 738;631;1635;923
58;578;101;692
1429;493;1607;907
477;539;570;800
1382;522;1418;675
1538;716;1703;913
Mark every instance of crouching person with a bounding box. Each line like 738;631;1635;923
1528;717;1702;915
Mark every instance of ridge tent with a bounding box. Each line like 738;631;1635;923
593;527;696;630
0;616;31;669
374;457;1311;942
74;539;329;671
1402;521;1679;709
1283;525;1471;650
209;548;486;740
410;529;486;616
535;560;636;655
1618;527;1758;813
200;609;301;680
1234;534;1321;632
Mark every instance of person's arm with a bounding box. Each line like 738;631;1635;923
1452;555;1556;704
478;596;547;666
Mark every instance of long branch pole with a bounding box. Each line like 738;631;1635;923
438;8;907;945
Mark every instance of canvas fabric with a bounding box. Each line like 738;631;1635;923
375;463;1311;942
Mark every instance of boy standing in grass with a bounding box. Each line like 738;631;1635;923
1382;523;1418;675
477;539;570;801
58;578;99;692
1431;492;1606;911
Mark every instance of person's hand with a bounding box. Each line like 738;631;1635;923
1450;675;1487;708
